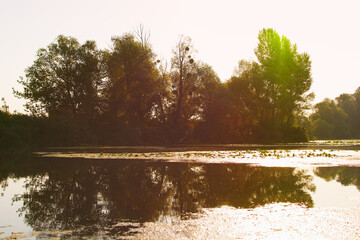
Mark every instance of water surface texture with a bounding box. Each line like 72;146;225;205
1;147;360;239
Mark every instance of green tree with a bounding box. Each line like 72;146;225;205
1;97;9;113
184;62;223;141
151;61;172;125
197;84;234;143
336;88;360;138
309;87;360;140
227;60;265;141
227;28;313;142
352;87;360;137
105;34;159;123
14;35;104;120
255;28;313;125
310;99;350;139
102;33;159;144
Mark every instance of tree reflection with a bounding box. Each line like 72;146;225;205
203;165;315;208
9;158;315;237
99;162;208;222
315;167;360;191
14;160;105;231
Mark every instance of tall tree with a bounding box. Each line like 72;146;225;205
101;33;161;144
227;29;313;142
105;33;159;125
14;35;104;120
169;37;225;141
255;28;313;124
227;60;265;140
170;36;196;128
194;70;232;143
151;60;172;124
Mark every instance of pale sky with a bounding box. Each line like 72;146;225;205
1;0;359;113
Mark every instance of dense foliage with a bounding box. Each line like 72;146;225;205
308;87;360;140
199;29;313;143
3;28;318;148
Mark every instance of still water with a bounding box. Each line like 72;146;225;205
1;152;360;239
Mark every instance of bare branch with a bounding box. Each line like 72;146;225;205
133;24;150;48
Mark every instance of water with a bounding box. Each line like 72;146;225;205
1;150;360;239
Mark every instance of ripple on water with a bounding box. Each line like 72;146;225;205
135;203;360;240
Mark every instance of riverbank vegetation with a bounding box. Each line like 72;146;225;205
307;88;360;139
1;28;357;149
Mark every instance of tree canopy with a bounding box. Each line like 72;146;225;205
255;28;313;123
14;35;104;120
308;87;360;140
221;28;313;142
7;28;322;147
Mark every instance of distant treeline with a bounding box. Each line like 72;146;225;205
1;27;337;149
306;88;360;139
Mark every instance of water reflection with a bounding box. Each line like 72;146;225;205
314;167;360;190
2;153;360;238
0;157;321;236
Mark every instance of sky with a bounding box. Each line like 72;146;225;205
1;0;360;113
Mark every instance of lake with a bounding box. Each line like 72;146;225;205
1;142;360;239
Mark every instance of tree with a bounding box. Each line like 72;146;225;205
101;33;160;144
308;87;360;140
170;36;196;131
14;35;104;120
105;34;159;123
1;98;9;113
151;60;172;125
182;62;223;140
227;60;265;141
13;35;105;146
169;36;227;141
255;28;313;125
194;79;232;143
133;24;151;49
336;88;360;138
352;87;360;137
192;62;222;120
226;29;313;142
310;99;350;139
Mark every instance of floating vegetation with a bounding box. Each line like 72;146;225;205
310;139;360;145
0;230;75;240
37;149;355;162
33;143;360;167
0;232;27;240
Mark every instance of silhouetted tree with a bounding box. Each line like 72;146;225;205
14;35;104;120
11;28;319;146
193;64;231;143
310;99;350;139
226;28;313;142
308;86;360;139
336;88;360;138
13;35;104;146
227;60;264;141
101;33;160;144
169;36;196;140
255;28;313;124
1;97;9;113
